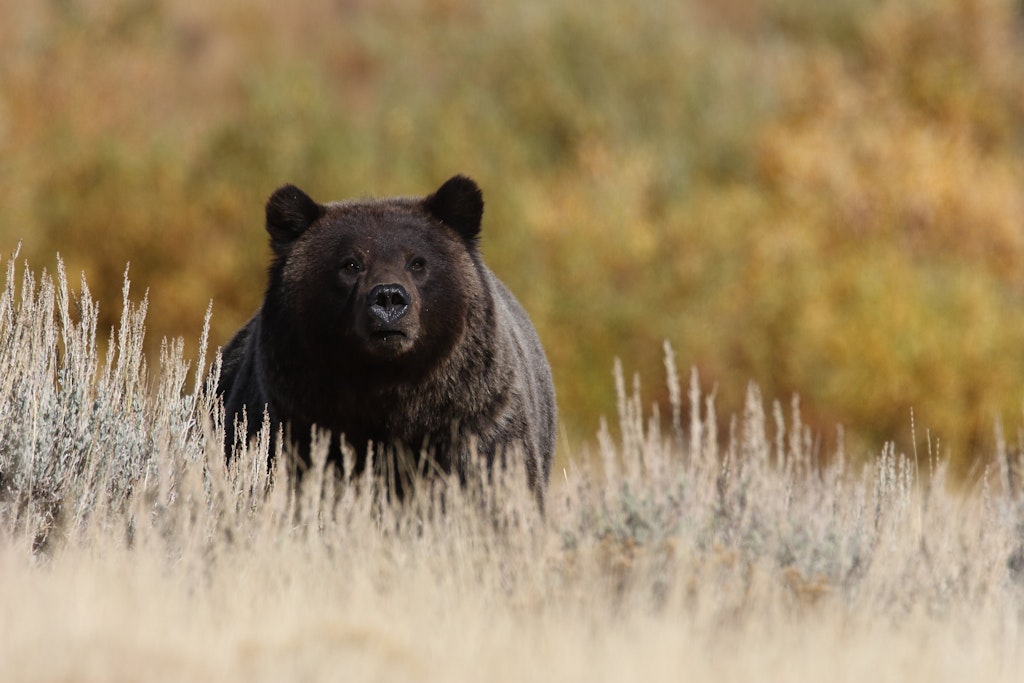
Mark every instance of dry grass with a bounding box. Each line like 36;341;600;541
2;257;1024;681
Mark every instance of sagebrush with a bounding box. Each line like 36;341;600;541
2;258;1024;681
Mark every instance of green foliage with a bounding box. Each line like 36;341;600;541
1;0;1023;473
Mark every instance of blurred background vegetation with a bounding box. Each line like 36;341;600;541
2;0;1023;477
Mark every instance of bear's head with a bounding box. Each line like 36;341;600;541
261;175;487;373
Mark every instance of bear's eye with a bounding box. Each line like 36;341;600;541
408;257;426;272
340;258;362;274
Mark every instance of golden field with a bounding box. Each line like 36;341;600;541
0;259;1023;681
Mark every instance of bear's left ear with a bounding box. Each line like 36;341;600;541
266;184;323;252
424;175;484;243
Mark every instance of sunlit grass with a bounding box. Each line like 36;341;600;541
2;259;1023;681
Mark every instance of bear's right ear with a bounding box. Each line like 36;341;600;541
266;184;323;251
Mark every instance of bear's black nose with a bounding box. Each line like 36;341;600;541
367;284;410;326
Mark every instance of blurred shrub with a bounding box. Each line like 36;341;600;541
1;0;1022;475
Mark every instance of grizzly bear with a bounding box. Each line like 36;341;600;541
218;175;556;501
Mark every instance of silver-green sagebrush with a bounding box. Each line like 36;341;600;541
1;254;1024;680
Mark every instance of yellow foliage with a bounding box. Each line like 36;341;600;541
1;0;1023;473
